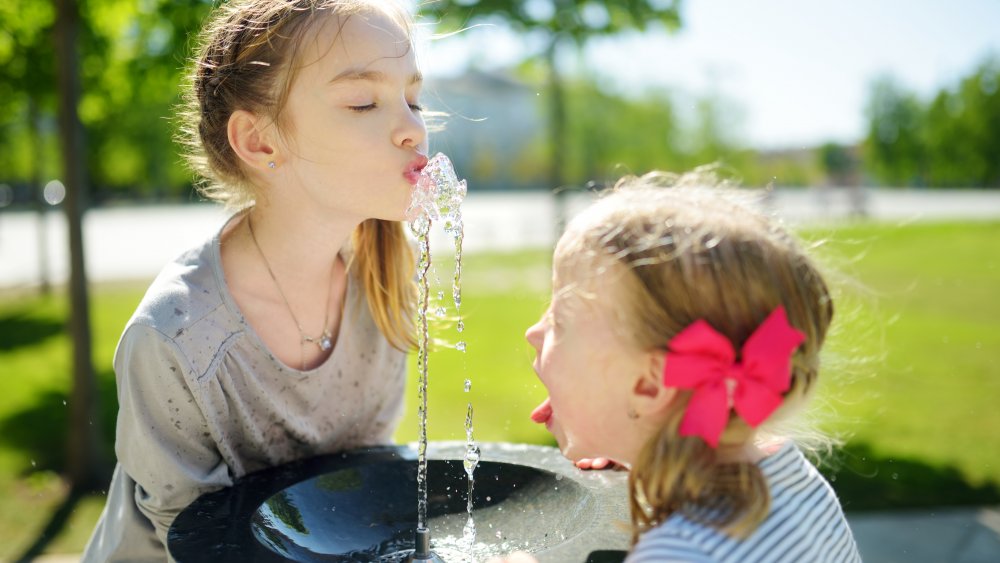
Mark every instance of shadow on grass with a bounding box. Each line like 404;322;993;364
0;308;64;351
0;369;117;475
11;488;84;563
1;369;117;559
821;442;1000;511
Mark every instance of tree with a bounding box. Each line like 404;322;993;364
0;0;59;290
420;0;683;230
923;56;1000;187
1;0;213;201
819;142;859;186
54;0;108;491
863;76;926;187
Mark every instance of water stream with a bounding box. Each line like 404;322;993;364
406;153;470;552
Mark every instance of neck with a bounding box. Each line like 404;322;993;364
246;197;358;278
715;440;767;464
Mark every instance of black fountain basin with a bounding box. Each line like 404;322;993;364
168;442;629;562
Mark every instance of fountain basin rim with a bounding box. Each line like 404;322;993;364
168;441;629;562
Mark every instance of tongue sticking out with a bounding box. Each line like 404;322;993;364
530;397;553;424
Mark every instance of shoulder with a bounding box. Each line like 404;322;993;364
629;520;715;563
118;235;244;380
761;441;837;499
719;441;860;562
129;237;224;334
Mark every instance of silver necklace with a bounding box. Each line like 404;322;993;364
247;213;334;359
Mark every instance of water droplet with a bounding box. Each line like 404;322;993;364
31;460;36;467
486;496;491;502
457;319;464;333
62;400;67;406
464;379;471;392
892;473;899;480
456;341;466;352
435;306;447;318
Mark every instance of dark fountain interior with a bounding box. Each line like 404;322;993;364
168;446;626;562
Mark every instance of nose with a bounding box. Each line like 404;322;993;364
394;103;427;151
525;319;544;351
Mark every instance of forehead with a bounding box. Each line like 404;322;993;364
298;9;414;79
552;242;619;311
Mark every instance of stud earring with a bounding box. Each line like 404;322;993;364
267;161;276;169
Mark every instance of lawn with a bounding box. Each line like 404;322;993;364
0;220;998;558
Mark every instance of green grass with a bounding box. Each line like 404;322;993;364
1;221;998;557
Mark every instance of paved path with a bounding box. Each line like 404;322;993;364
2;188;999;290
849;506;1000;562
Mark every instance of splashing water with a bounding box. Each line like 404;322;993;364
462;402;481;547
410;211;431;532
407;153;468;534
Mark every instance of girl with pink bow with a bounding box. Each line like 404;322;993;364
499;171;860;562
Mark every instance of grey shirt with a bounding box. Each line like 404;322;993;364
82;219;408;562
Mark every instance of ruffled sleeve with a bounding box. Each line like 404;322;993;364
114;323;232;549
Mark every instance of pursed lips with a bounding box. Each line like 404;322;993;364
403;153;428;184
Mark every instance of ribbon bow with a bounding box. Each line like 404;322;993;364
661;306;805;448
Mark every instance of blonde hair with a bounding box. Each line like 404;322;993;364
178;0;416;349
557;170;834;542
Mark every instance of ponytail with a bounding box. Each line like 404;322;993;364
628;396;771;544
350;219;416;351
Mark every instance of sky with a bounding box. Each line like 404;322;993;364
419;0;1000;149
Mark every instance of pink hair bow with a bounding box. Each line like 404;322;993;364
661;306;806;448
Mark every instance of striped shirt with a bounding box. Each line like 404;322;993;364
628;441;861;563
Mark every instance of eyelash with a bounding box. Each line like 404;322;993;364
349;103;424;113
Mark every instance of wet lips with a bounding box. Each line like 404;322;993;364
404;154;429;185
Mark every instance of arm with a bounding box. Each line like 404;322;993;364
114;323;232;550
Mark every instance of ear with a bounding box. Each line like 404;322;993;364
227;109;277;171
631;349;676;417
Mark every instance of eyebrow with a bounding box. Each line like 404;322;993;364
328;69;423;86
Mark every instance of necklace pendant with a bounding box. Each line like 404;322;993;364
319;333;333;352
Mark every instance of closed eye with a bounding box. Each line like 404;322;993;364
409;103;424;112
349;103;377;112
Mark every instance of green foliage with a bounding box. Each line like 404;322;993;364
421;0;684;190
923;57;1000;187
818;142;860;186
864;76;927;186
0;0;213;201
864;56;1000;187
514;78;751;187
419;0;682;42
562;80;681;184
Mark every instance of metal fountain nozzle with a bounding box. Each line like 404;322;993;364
405;527;446;563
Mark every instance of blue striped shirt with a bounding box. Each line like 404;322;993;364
628;441;861;562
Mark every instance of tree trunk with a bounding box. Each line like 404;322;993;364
53;0;107;491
